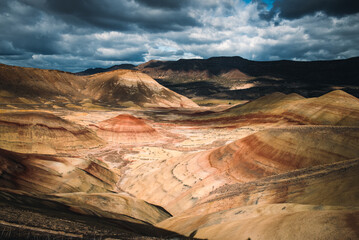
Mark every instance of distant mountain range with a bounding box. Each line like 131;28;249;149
77;56;359;99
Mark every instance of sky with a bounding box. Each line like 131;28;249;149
0;0;358;72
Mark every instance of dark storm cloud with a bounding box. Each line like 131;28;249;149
134;0;190;9
0;41;21;56
0;1;63;56
0;0;200;71
269;0;359;19
20;0;199;32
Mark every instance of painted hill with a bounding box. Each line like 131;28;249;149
118;125;359;239
1;61;359;239
119;126;359;215
0;111;105;154
97;114;156;133
93;114;164;144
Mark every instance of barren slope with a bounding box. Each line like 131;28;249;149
84;69;199;108
0;191;180;239
0;64;86;102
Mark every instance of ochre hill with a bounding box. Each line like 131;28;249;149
97;114;156;133
0;64;86;101
84;69;199;108
0;111;104;154
208;126;359;181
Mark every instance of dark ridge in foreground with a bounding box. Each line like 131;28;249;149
0;194;194;240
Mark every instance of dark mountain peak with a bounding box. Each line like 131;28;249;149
207;56;246;61
138;59;165;69
108;64;136;71
76;64;136;76
138;56;251;75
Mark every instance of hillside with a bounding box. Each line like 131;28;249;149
84;69;199;108
0;63;198;109
182;90;359;127
0;64;87;103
